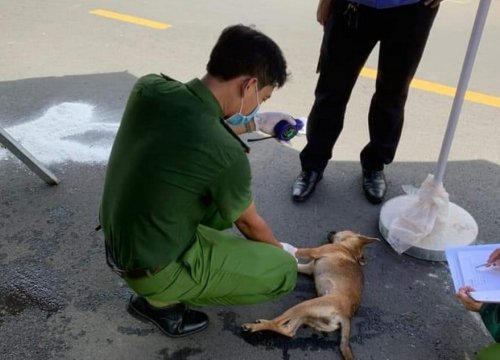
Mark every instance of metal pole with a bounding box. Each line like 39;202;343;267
434;0;491;185
0;127;60;185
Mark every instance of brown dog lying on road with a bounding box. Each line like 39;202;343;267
242;231;378;360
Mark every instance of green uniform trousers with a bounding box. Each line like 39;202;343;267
124;224;297;307
477;343;500;360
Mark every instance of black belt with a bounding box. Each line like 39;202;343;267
105;245;162;279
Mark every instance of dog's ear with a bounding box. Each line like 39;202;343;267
354;235;379;257
359;235;380;246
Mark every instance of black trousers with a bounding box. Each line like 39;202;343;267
300;0;439;172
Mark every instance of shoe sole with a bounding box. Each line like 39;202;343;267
292;176;323;203
127;302;209;338
363;191;384;205
292;195;309;203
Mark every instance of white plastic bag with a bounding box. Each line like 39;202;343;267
387;174;449;254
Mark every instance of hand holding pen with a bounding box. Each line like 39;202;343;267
476;248;500;269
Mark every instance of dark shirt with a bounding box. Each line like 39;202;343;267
355;0;420;8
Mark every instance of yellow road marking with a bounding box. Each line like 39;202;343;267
90;9;171;30
87;11;498;108
360;67;500;108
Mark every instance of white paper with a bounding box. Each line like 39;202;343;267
470;290;500;303
446;244;500;302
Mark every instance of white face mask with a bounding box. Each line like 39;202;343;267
226;82;260;125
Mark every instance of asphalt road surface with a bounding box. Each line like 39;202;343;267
1;1;499;359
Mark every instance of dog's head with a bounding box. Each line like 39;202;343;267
327;230;379;265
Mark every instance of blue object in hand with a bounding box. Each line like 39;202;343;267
273;119;304;141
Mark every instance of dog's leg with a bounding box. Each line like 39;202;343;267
339;317;356;360
242;309;303;337
242;298;324;337
297;261;314;275
242;297;335;338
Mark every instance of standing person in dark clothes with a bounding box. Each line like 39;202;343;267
292;0;442;204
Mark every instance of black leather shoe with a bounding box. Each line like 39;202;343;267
292;170;323;202
128;295;209;337
362;169;387;204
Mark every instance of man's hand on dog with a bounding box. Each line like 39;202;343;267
281;242;298;261
456;286;483;312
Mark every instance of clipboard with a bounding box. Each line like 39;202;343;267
445;244;500;303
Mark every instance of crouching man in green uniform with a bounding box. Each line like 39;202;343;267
99;24;298;337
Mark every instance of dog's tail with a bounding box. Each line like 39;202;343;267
339;317;356;360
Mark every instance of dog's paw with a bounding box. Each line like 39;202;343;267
241;323;257;332
256;319;272;324
241;319;270;332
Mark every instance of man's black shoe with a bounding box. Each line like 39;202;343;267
128;295;209;337
362;169;387;204
292;170;323;202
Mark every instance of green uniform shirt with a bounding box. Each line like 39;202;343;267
100;74;252;270
480;303;500;342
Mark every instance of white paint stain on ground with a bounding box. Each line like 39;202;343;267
0;102;119;165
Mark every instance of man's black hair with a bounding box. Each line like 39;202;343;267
207;24;289;88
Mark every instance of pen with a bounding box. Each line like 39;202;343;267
475;262;498;269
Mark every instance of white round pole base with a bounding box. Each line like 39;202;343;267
379;195;478;261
